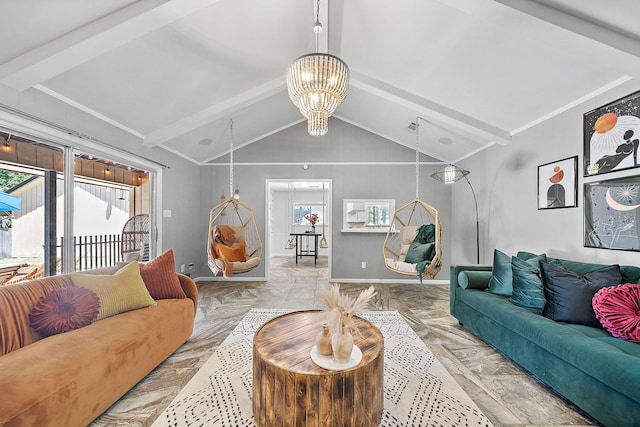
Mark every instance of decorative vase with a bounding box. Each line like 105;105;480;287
332;322;354;364
316;322;333;356
311;224;316;233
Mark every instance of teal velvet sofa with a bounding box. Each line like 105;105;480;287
450;256;640;427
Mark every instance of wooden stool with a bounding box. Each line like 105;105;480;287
253;310;383;427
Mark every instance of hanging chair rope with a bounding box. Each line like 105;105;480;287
382;117;442;280
207;118;263;276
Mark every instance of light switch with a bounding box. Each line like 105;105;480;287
163;209;172;218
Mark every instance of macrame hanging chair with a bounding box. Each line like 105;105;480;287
121;214;150;262
207;119;263;277
382;119;442;280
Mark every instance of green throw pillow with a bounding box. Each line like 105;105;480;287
405;241;435;264
510;254;547;313
488;249;513;296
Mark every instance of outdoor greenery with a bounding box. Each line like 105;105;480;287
0;170;31;192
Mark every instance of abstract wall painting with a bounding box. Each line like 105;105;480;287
584;175;640;251
538;156;578;209
584;89;640;177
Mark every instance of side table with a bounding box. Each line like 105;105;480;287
253;310;383;427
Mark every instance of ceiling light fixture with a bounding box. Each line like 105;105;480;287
286;0;349;136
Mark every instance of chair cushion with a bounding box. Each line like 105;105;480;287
216;241;247;263
405;242;435;264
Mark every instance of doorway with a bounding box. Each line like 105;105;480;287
266;179;331;279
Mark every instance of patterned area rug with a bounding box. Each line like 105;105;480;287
152;309;493;427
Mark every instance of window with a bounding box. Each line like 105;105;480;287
342;199;395;233
294;204;324;225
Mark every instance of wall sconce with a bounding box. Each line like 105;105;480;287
3;134;12;152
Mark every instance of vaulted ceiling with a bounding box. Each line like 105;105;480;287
1;0;639;165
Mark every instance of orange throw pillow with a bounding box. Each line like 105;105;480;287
139;249;187;300
216;241;247;263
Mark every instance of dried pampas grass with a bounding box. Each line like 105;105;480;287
319;284;377;335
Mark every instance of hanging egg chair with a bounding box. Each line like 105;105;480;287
121;214;150;262
207;119;263;277
208;195;263;277
382;118;443;280
382;199;442;279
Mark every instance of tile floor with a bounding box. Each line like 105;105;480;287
90;256;600;427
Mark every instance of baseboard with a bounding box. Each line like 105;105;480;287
193;275;267;282
329;277;449;285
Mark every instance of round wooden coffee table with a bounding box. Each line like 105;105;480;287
252;310;384;427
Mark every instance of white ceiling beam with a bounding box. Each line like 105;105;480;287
143;77;287;147
0;0;222;90
350;71;512;146
495;0;640;58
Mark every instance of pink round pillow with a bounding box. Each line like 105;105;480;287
592;283;640;343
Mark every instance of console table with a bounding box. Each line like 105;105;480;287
253;310;384;427
290;232;320;264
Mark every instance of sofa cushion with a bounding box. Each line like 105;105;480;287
139;249;186;300
593;283;640;343
510;253;547;313
540;261;622;327
71;262;156;321
29;287;100;337
458;270;493;289
488;249;513;296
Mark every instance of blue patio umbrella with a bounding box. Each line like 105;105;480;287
0;191;20;211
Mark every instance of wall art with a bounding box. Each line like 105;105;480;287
584;175;640;251
584;89;640;177
538;156;578;209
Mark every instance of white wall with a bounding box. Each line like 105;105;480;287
454;79;640;268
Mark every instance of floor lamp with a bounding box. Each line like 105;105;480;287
431;165;480;264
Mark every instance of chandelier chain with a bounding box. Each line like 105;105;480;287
314;0;321;53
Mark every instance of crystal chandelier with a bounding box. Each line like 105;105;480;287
286;0;349;136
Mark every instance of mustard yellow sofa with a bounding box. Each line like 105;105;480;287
0;264;198;427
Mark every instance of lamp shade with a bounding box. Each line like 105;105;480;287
431;164;469;184
286;53;350;136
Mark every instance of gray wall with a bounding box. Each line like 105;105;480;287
453;78;640;268
201;119;452;281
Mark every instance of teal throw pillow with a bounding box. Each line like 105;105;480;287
488;249;513;296
405;241;435;264
510;254;547;313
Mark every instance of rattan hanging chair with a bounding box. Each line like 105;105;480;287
382;118;443;280
207;197;263;276
382;199;442;279
206;119;263;277
121;214;150;262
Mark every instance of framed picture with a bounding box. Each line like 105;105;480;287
538;156;578;209
584;89;640;177
584;175;640;251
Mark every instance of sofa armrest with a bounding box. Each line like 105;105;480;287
449;265;492;316
178;274;198;312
